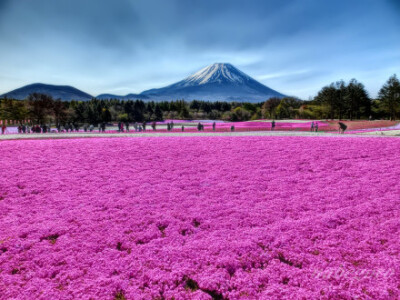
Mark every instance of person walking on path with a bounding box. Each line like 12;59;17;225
315;122;319;132
271;120;275;131
1;124;6;134
212;122;216;131
338;122;347;134
311;121;314;132
152;121;156;131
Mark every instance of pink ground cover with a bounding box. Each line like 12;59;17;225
161;121;328;132
214;121;328;130
325;120;398;132
1;136;400;299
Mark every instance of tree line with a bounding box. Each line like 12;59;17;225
303;74;400;120
0;74;399;125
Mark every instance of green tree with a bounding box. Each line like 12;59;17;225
334;80;346;120
179;104;190;119
232;106;251;121
344;79;370;120
378;74;400;120
132;100;146;122
146;102;154;119
314;84;338;119
124;100;134;121
1;99;29;123
276;99;291;119
74;102;86;123
262;97;281;119
117;113;129;122
53;99;67;125
28;93;54;124
154;104;163;121
201;102;212;114
101;107;112;122
190;100;201;111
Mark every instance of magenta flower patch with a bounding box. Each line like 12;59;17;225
0;136;399;299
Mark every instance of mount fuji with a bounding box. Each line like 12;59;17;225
100;63;286;102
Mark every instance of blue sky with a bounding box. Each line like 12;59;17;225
0;0;399;99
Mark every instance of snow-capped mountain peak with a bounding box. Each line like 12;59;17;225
139;62;287;102
181;63;252;86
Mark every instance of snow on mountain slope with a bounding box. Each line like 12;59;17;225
181;63;252;86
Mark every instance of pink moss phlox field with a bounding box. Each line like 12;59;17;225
213;121;328;129
1;137;400;299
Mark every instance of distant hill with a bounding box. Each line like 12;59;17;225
1;83;93;101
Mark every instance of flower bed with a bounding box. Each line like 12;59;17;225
325;120;398;132
0;136;399;299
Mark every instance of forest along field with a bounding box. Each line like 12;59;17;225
1;136;400;299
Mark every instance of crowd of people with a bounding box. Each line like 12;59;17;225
0;121;152;134
196;122;218;131
1;120;222;134
166;121;174;131
116;121;163;132
0;123;105;134
0;120;349;135
310;121;319;132
1;124;54;134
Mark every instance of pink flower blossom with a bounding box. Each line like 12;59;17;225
0;136;399;299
